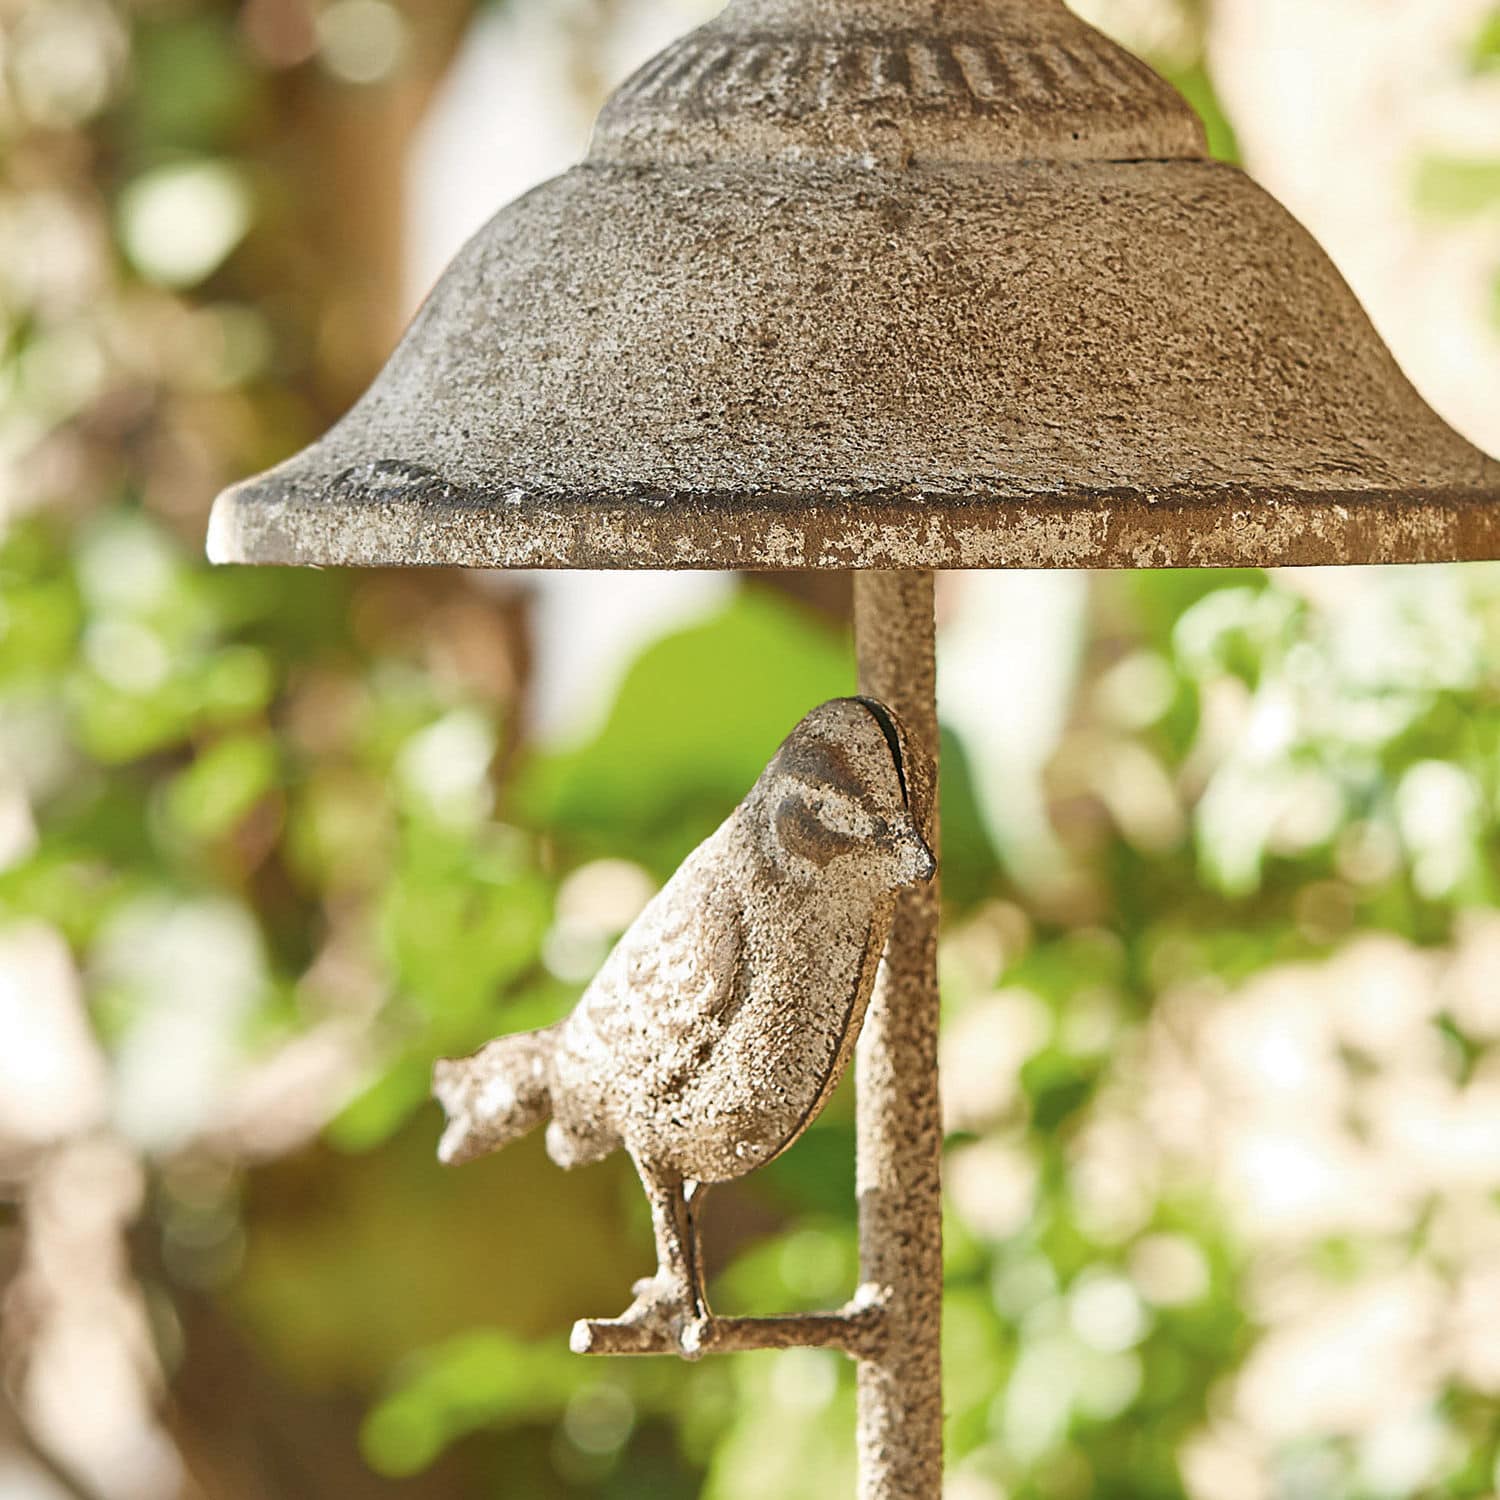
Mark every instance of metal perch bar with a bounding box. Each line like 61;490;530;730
572;1295;888;1361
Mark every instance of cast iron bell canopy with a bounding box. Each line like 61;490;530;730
207;0;1500;570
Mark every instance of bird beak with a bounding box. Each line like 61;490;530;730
890;828;936;887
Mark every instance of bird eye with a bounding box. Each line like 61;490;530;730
775;793;846;867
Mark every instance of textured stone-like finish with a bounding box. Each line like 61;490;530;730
209;154;1500;570
593;0;1207;167
434;697;934;1351
206;2;1500;1490
854;573;943;1498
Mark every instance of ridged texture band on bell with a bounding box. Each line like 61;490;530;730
207;0;1500;570
592;0;1208;165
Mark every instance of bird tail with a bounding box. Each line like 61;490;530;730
433;1024;560;1166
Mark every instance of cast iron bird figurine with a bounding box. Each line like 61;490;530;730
433;697;935;1352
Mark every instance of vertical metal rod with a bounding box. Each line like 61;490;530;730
853;570;943;1498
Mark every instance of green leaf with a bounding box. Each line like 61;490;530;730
1413;154;1500;220
326;1053;435;1154
127;14;258;153
518;590;851;873
1470;6;1500;71
165;733;278;839
1166;63;1241;165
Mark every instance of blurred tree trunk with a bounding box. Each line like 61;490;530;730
165;9;535;1496
254;0;480;416
246;0;539;750
166;1272;476;1500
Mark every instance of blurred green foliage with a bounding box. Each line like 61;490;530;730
521;592;851;875
1414;156;1500;221
1469;7;1500;72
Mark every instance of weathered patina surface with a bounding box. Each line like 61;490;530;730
207;0;1500;572
207;3;1500;1495
853;571;944;1499
433;697;934;1356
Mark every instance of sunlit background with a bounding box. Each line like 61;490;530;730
3;1;1500;1497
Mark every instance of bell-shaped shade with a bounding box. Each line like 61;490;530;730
208;0;1500;571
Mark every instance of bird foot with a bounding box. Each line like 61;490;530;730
570;1277;712;1359
625;1274;713;1353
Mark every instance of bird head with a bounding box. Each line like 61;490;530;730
758;697;936;891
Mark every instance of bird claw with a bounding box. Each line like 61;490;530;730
677;1315;713;1358
583;1276;712;1358
570;1309;713;1359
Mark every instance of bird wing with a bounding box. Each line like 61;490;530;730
561;845;746;1090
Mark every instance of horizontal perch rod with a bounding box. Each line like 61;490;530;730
571;1294;887;1361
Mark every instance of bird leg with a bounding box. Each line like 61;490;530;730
635;1171;710;1324
593;1168;713;1354
682;1178;710;1317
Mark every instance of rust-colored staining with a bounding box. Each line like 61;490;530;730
211;483;1500;573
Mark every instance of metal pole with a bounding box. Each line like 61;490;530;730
853;570;944;1498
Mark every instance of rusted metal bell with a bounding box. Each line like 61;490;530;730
207;0;1500;572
